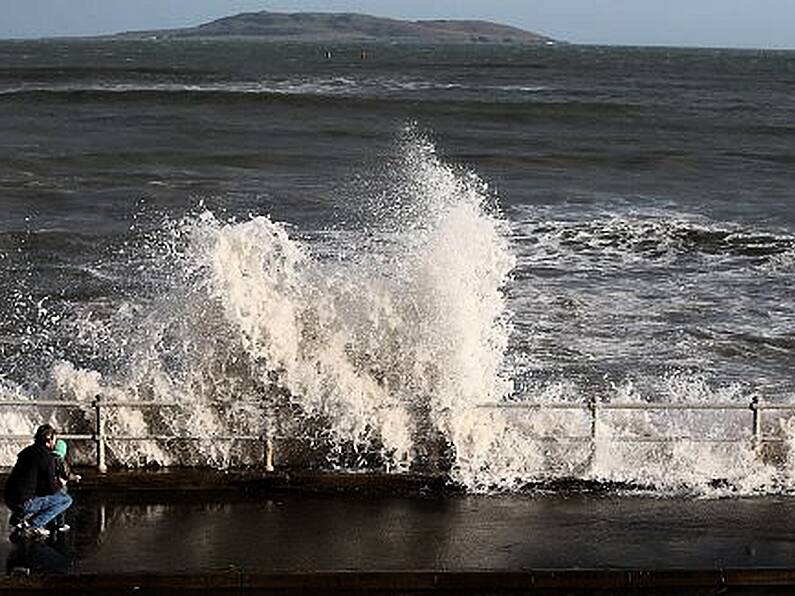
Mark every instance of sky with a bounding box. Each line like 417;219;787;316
1;0;793;49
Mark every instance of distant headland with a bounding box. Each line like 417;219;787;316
109;11;557;45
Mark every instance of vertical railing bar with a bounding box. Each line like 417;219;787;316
751;395;761;449
95;394;107;474
264;402;275;472
264;434;274;473
587;395;599;473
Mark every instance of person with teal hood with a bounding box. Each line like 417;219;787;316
53;439;67;460
51;438;81;532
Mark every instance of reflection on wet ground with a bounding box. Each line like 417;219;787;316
6;539;70;575
3;491;795;576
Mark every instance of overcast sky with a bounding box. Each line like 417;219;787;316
2;0;793;49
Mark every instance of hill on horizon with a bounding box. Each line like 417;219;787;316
111;11;557;45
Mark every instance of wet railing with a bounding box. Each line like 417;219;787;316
0;395;793;472
477;395;795;446
0;397;274;473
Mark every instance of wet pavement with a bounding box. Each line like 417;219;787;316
3;488;795;575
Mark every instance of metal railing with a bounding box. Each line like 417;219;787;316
0;395;793;472
477;395;792;445
0;397;275;473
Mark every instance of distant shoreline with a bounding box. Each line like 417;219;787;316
4;38;789;52
29;11;559;46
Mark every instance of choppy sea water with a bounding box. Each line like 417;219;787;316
0;41;793;494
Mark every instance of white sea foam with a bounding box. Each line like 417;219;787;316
0;78;549;100
197;129;516;472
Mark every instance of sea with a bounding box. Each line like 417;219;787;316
0;40;793;495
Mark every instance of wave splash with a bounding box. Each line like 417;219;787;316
1;128;516;479
198;129;515;476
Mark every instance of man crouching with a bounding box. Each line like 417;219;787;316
4;424;73;540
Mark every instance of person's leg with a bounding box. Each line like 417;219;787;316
8;508;21;527
16;498;47;535
56;489;69;527
21;493;73;529
7;508;31;534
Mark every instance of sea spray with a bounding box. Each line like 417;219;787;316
203;129;516;472
0;129;517;474
2;128;792;495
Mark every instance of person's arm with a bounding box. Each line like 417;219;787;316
44;453;60;494
63;458;81;482
55;458;67;478
54;459;68;489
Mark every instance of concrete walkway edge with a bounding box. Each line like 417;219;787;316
3;569;795;592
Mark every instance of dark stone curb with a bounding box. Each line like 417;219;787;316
0;468;453;497
3;569;795;592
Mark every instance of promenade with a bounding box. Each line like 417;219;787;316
2;470;795;594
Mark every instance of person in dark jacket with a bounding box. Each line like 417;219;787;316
3;424;73;539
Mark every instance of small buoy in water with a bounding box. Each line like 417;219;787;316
360;49;367;60
325;50;332;59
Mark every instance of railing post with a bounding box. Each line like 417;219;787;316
94;395;107;474
589;396;599;441
750;395;761;448
264;433;274;472
584;396;600;474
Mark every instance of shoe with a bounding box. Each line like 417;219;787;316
28;527;51;539
8;512;31;532
56;524;70;532
9;526;49;542
9;520;29;535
